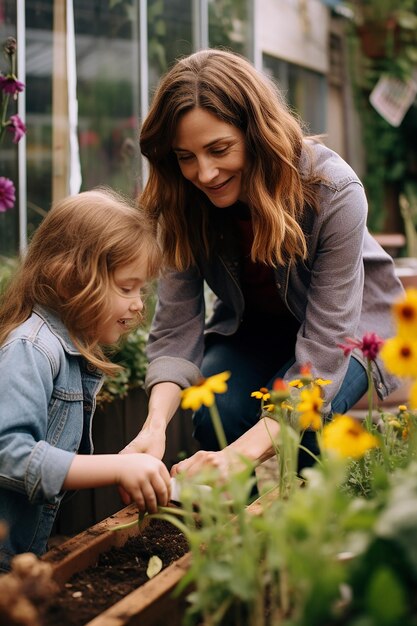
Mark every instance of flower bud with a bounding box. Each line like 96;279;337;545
4;37;17;56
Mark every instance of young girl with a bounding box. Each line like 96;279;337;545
0;188;171;571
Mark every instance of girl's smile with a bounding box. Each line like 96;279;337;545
98;260;146;345
173;107;248;208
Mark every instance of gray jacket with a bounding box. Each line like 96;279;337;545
146;143;404;408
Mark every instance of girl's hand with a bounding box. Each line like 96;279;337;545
116;453;171;513
118;432;167;505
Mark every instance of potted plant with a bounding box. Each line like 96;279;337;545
349;0;417;63
343;0;417;236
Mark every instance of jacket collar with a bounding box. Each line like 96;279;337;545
33;305;81;356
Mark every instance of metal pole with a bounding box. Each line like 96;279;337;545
17;0;27;254
139;0;149;187
192;0;209;51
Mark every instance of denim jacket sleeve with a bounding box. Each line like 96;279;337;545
0;338;75;503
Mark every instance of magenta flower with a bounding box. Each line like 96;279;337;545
338;332;384;362
0;74;25;96
361;332;385;360
7;114;26;143
0;177;16;212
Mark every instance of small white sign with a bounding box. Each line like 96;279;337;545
369;72;417;127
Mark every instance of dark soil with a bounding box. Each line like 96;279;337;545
41;519;189;626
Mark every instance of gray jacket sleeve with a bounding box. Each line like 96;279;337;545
145;265;206;391
284;179;367;411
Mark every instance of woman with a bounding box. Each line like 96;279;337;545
121;48;403;481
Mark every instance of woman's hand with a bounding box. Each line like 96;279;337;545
120;430;166;460
171;449;244;482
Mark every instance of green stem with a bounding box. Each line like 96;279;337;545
365;359;374;432
375;432;391;472
109;504;190;532
111;518;142;531
0;93;10;144
209;402;228;449
297;441;323;468
144;512;192;542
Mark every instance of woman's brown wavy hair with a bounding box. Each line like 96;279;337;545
0;188;161;374
140;48;323;270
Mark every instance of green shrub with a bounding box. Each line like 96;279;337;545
99;326;150;405
0;255;18;296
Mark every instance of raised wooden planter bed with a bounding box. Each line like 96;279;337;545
42;489;279;626
42;504;191;626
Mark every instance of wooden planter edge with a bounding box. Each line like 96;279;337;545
42;487;279;625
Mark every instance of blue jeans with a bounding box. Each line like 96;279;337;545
193;322;368;472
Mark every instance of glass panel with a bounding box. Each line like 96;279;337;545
25;1;53;240
263;53;326;135
0;0;19;256
208;0;252;59
147;0;193;93
73;0;142;197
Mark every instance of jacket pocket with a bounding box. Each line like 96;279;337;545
47;388;83;448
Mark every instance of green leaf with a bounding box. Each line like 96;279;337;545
366;567;406;625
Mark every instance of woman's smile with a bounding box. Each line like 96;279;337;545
173;107;248;207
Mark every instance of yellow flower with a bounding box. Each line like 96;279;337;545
393;288;417;339
251;387;271;401
263;403;275;412
289;377;331;389
322;414;379;459
181;371;231;411
380;336;417;378
315;378;332;387
297;385;323;431
299;411;322;431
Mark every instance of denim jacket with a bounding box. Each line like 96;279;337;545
0;306;103;571
146;142;404;410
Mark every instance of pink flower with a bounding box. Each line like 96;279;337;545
0;74;25;95
7;114;26;143
361;332;385;361
338;332;384;362
0;177;16;212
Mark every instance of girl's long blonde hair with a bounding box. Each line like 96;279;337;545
0;188;161;374
140;48;322;271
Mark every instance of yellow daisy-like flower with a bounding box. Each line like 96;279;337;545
289;377;331;389
322;414;379;459
251;387;271;401
181;371;231;411
380;336;417;378
315;378;332;387
263;403;275;412
393;288;417;339
299;411;322;431
297;385;323;431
